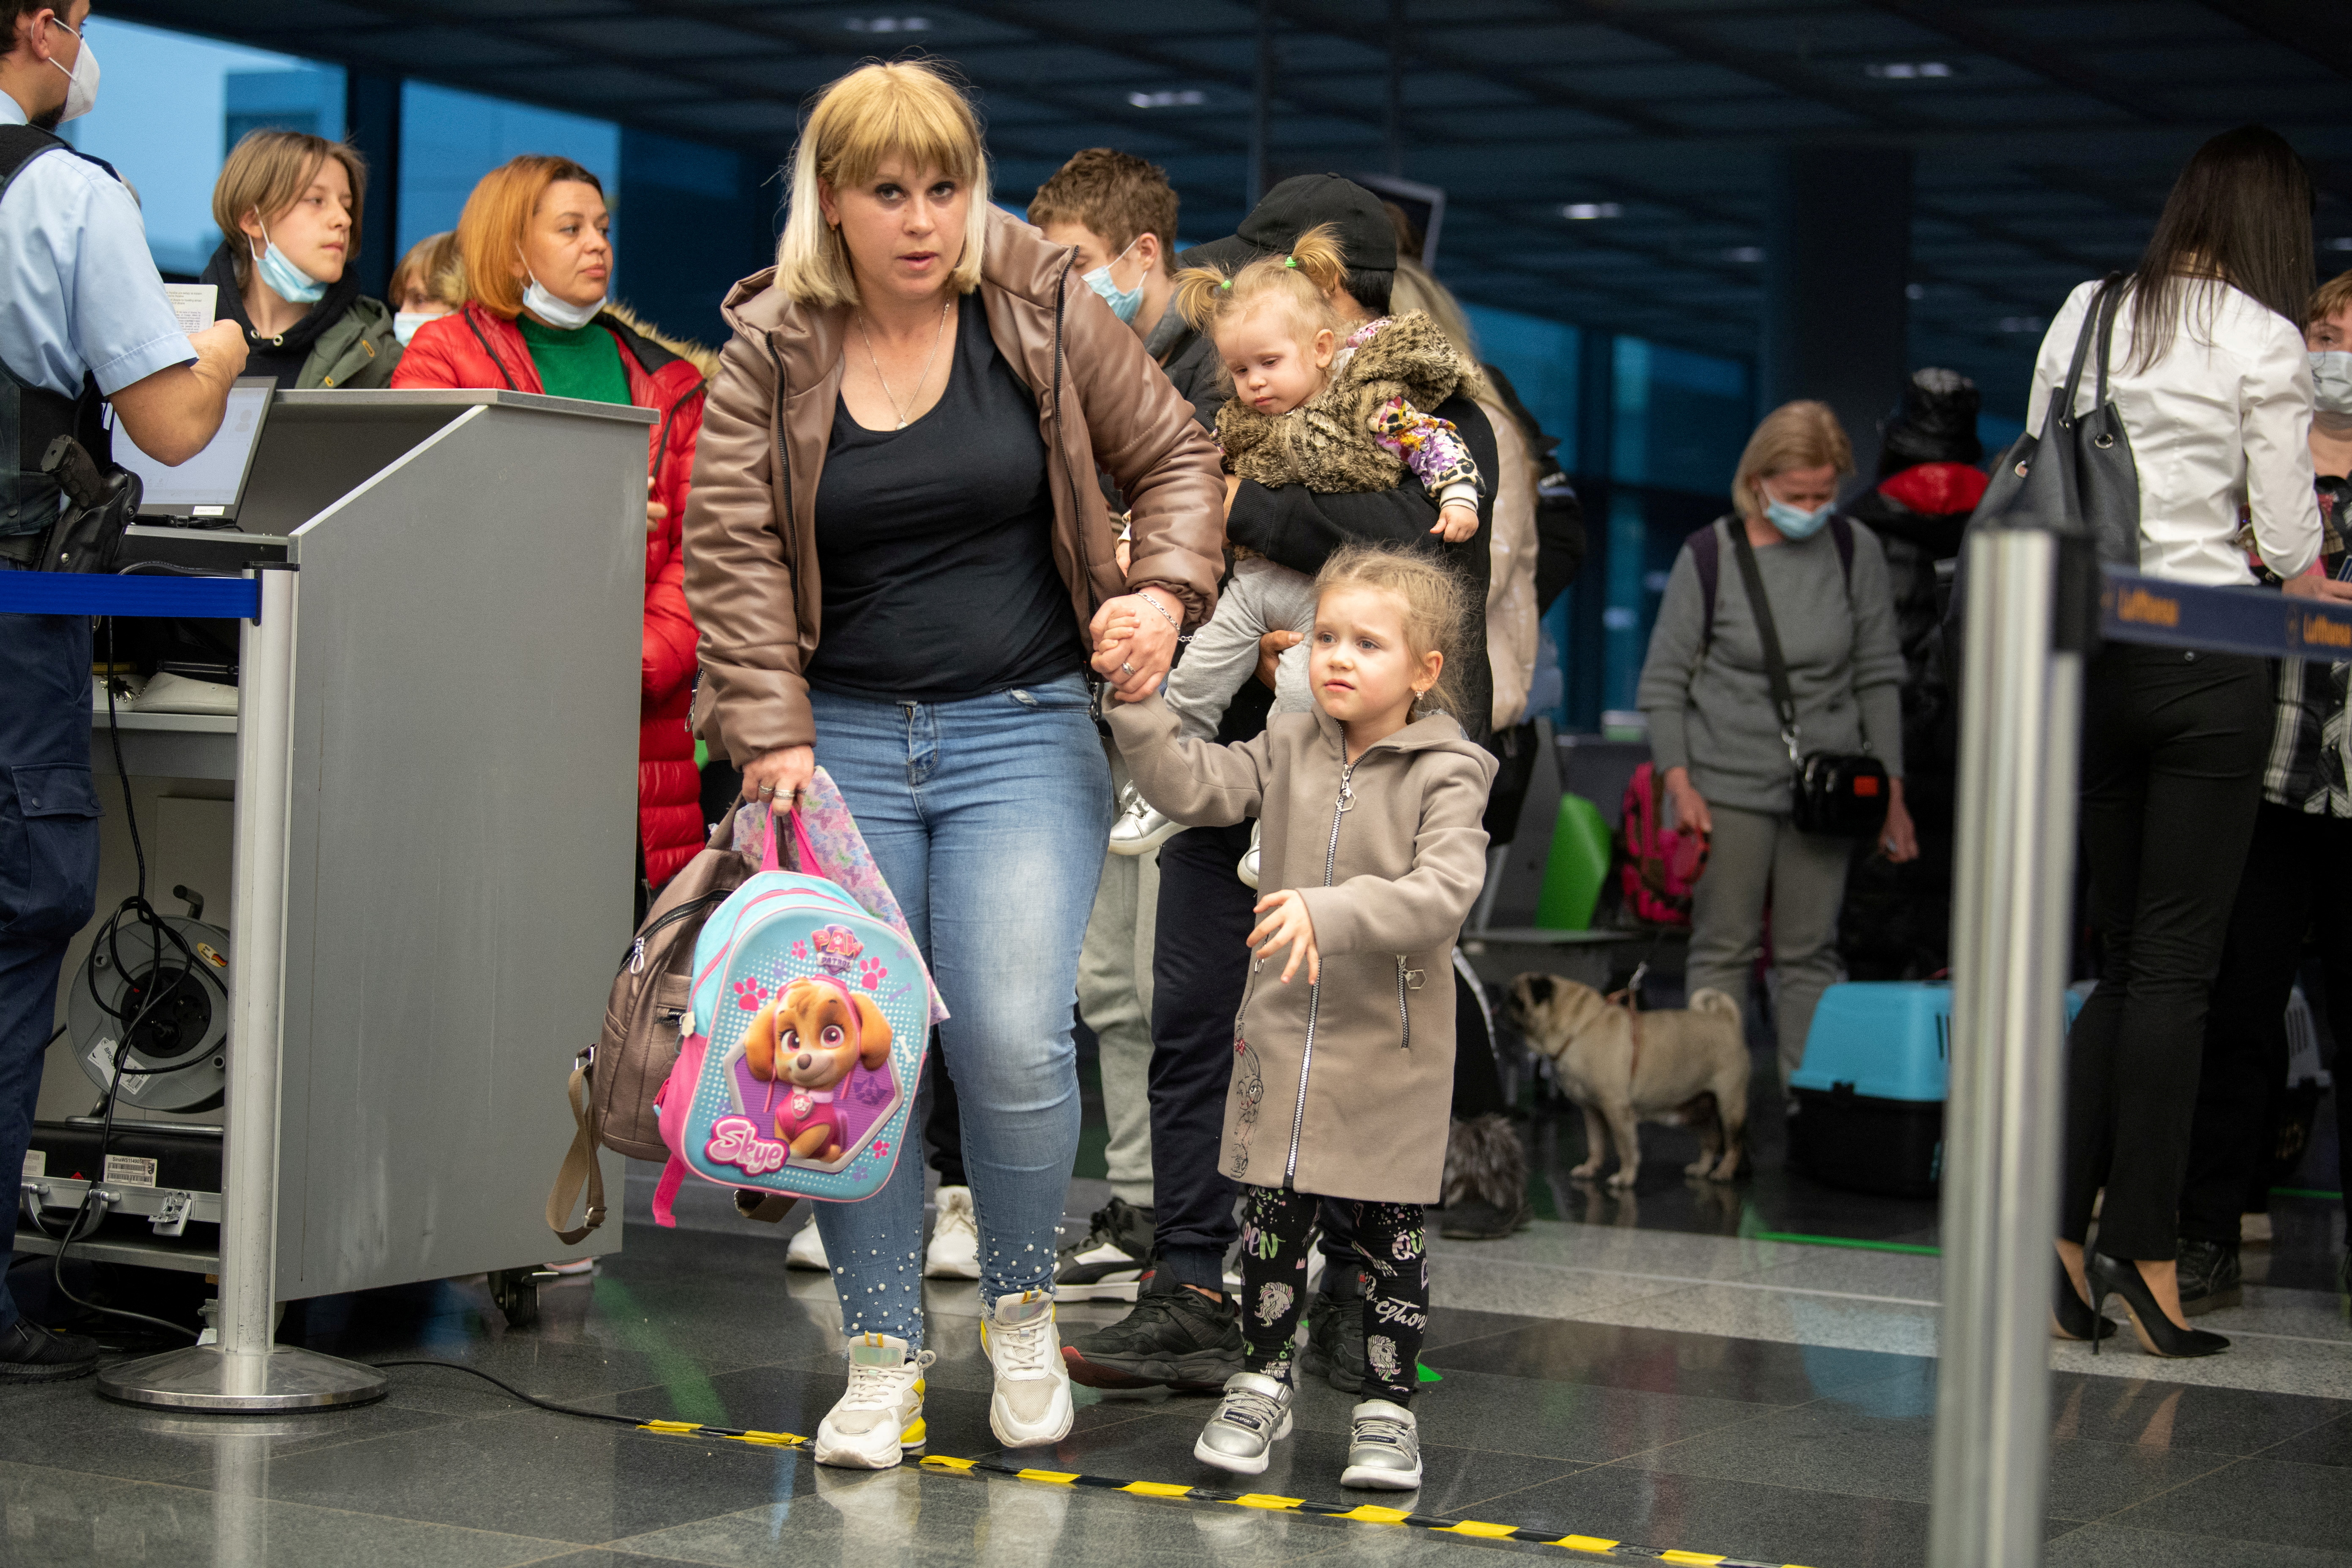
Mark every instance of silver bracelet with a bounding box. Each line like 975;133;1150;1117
1135;590;1189;641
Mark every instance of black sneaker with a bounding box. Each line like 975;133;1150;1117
1300;1263;1367;1393
1053;1197;1156;1304
0;1318;99;1382
2176;1238;2242;1316
1062;1275;1241;1391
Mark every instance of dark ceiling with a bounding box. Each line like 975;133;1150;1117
111;0;2352;415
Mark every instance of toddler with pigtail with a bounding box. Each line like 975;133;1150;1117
1107;543;1497;1490
1136;226;1487;747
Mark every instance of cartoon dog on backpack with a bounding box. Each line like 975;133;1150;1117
741;975;894;1163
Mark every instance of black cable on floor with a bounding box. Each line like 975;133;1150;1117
366;1360;662;1432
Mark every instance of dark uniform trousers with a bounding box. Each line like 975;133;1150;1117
0;597;101;1329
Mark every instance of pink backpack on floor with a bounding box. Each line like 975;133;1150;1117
1619;761;1708;928
651;808;942;1223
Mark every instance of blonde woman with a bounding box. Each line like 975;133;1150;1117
682;62;1223;1465
200;129;397;387
1636;401;1914;1092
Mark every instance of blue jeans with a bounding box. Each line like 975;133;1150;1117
806;672;1112;1346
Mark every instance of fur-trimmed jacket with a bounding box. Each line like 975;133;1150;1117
1218;311;1482;498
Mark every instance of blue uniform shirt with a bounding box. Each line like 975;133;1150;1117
0;94;193;399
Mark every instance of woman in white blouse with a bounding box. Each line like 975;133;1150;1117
2043;127;2352;1358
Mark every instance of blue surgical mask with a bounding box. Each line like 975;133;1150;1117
251;223;326;305
1763;492;1835;541
2312;351;2352;416
392;311;435;347
522;268;604;332
1082;237;1145;325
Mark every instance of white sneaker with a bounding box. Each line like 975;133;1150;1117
787;1218;830;1272
926;1186;982;1279
814;1333;934;1469
981;1289;1073;1448
1236;820;1261;889
1109;783;1181;857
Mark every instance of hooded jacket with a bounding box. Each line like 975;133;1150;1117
1218;310;1471;495
391;300;711;885
200;243;400;390
681;207;1226;765
1109;691;1497;1203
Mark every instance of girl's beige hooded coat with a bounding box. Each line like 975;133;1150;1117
1109;692;1496;1203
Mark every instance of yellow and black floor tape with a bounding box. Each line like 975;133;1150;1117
628;1416;1813;1567
372;1366;1808;1566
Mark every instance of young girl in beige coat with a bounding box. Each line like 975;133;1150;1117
1106;544;1497;1492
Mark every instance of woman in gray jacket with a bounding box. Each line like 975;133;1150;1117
1637;400;1915;1090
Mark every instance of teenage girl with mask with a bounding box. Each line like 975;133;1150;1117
392;154;713;896
1635;399;1916;1092
201;129;400;389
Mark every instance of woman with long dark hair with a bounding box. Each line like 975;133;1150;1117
2046;125;2352;1357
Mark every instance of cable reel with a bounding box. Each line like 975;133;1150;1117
67;910;231;1114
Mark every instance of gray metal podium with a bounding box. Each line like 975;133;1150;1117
93;390;650;1409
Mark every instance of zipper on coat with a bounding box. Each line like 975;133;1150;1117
763;335;796;574
1284;754;1360;1183
1396;958;1411;1051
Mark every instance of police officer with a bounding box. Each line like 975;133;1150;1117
1;1;246;1380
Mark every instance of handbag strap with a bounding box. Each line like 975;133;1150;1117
2055;274;2128;429
544;1057;606;1246
1724;520;1802;768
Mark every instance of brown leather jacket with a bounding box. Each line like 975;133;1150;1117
683;208;1226;763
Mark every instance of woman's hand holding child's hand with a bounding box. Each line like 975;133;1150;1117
1432;500;1478;544
1255;629;1302;691
1249;888;1320;985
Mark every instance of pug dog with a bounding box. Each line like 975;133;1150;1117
1507;974;1748;1188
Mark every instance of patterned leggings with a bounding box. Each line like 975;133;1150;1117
1237;1186;1428;1405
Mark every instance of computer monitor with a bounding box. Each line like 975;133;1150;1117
114;376;276;523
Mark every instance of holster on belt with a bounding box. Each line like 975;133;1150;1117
34;435;141;573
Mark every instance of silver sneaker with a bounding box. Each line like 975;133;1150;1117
1109;783;1181;857
1236;820;1261;889
1194;1370;1294;1476
1340;1398;1421;1490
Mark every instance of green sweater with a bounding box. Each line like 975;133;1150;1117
519;317;629;405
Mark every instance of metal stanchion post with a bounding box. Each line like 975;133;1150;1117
99;565;387;1411
1929;525;2089;1565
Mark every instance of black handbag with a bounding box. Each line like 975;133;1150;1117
1944;275;2140;656
1726;520;1892;839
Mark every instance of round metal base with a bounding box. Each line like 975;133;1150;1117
97;1345;388;1412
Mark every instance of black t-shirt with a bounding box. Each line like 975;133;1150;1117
805;302;1084;703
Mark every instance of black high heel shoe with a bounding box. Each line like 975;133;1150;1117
2085;1252;2229;1358
2052;1263;2114;1342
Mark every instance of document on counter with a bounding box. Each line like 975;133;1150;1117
164;283;217;332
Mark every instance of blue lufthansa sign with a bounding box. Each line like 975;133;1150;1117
2099;567;2352;661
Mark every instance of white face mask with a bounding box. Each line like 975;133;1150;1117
392;311;436;347
2312;351;2352;417
46;18;99;125
519;249;604;331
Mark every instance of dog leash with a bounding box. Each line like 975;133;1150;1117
1605;957;1653;1085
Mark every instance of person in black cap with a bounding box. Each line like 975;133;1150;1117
1067;173;1496;1397
1836;368;1987;983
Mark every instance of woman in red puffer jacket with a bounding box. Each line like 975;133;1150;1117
392;154;710;888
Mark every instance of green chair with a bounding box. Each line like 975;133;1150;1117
1533;792;1613;931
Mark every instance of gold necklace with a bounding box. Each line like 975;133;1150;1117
855;299;951;430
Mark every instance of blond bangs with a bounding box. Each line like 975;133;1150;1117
776;62;990;308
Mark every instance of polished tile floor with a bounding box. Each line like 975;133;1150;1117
2;1049;2345;1568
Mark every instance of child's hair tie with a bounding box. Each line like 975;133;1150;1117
1283;255;1298;269
1217;277;1233;291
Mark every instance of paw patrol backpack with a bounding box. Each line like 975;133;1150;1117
650;808;940;1223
